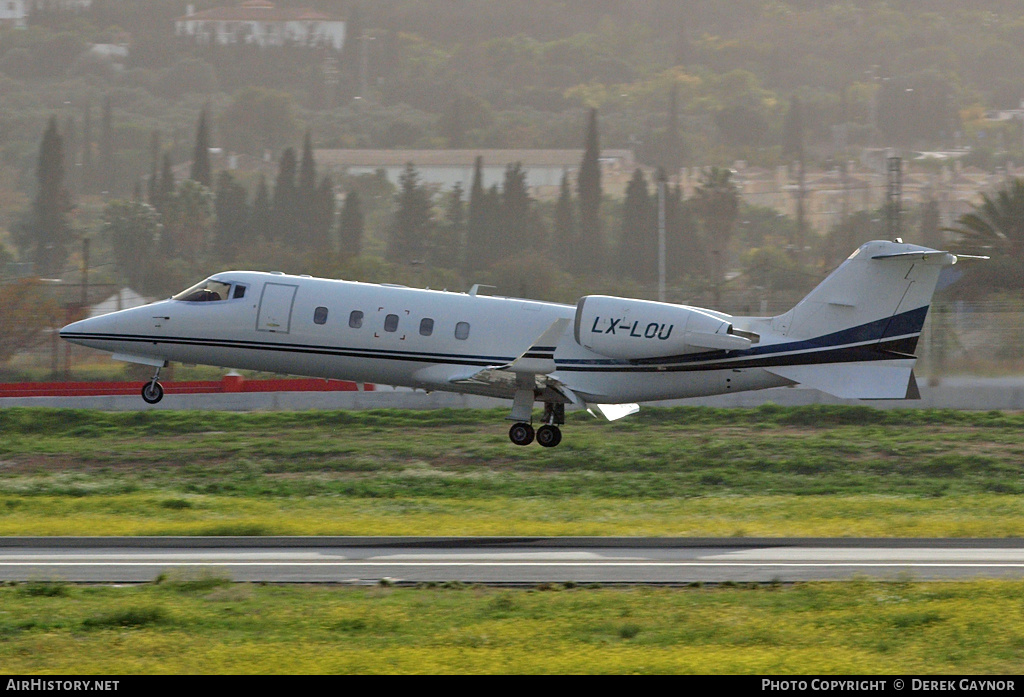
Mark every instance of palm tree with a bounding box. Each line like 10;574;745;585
945;178;1024;257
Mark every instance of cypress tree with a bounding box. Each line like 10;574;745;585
251;173;272;242
311;174;335;253
213;169;249;262
153;152;175;215
297;132;317;245
81;102;94;194
619;168;652;281
464;155;488;272
99;95;115;195
61;116;76;195
553;172;575;263
388;163;432;264
577;107;603;274
190;108;212;188
500;162;530;259
270;147;298;243
14;117;72;277
147;130;161;206
337;190;364;258
661;83;685;173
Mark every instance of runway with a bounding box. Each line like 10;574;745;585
3;537;1024;584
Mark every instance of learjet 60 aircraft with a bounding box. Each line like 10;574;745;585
61;240;974;447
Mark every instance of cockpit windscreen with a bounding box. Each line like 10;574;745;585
173;279;233;302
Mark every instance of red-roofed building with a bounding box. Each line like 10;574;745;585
175;1;345;49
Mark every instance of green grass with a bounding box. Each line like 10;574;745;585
2;404;1023;674
1;579;1023;673
1;405;1024;536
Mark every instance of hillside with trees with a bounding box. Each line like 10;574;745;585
2;0;1024;320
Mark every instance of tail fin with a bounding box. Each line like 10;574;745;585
771;240;956;346
763;240;957;399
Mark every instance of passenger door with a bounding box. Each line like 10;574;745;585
256;283;298;333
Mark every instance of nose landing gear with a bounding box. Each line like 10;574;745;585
141;366;164;404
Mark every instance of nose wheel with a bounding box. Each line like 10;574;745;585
141;366;165;404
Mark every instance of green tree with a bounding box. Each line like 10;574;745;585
337;190;365;259
14;117;73;277
693;166;739;301
270;147;299;244
296;132;318;247
190;108;212;188
153;152;175;215
146;129;161;206
619;168;653;282
944;177;1024;292
161;179;214;273
464;155;491;272
431;183;465;267
103;198;160;292
499;161;532;259
0;279;61;366
99;95;115;195
81;102;94;194
576;107;603;274
945;178;1024;258
213;170;249;263
250;174;273;243
311;175;336;254
552;172;575;265
388;163;432;264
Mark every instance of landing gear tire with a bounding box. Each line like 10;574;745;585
509;422;535;446
536;424;562;448
141;381;164;404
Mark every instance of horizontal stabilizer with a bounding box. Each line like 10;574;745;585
765;360;916;400
587;403;640;421
871;250;956;264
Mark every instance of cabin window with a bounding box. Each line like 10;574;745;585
384;314;399;332
313;307;328;325
233;285;247;299
455;321;470;340
173;279;232;302
349;310;363;328
419;318;434;336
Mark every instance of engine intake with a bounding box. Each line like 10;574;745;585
574;295;754;360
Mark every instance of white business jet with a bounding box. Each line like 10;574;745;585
60;240;973;447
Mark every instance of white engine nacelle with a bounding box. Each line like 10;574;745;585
573;295;754;360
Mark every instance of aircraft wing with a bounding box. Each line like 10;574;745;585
448;317;640;419
450;318;568;390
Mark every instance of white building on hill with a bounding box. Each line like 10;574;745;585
175;0;345;50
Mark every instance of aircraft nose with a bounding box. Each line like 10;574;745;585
59;312;120;345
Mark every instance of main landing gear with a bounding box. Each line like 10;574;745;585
508;402;564;448
141;366;164;404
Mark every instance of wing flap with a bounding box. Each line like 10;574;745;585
587;403;640;421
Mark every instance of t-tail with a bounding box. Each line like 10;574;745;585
756;239;963;400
